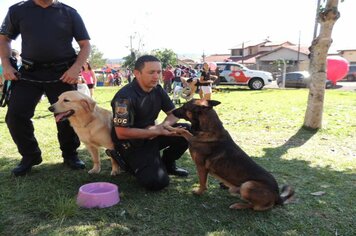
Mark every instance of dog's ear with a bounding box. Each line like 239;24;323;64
208;100;221;107
195;99;220;109
81;99;96;112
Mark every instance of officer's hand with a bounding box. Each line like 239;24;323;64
163;124;193;140
149;124;184;139
2;64;20;81
60;66;81;84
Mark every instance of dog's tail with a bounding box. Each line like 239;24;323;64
276;185;295;205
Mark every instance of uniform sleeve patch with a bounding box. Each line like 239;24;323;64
113;99;131;127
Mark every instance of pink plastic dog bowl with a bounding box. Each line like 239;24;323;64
76;182;120;208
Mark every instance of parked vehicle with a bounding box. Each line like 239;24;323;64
277;71;333;89
195;62;273;90
343;65;356;81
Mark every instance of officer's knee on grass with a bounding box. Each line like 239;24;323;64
136;168;170;191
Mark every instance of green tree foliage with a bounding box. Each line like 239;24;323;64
152;49;177;68
74;44;106;70
122;51;137;70
122;48;177;70
88;45;107;70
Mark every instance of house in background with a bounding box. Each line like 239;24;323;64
201;39;310;76
183;39;354;78
255;44;310;72
337;49;356;65
178;58;196;67
204;54;231;63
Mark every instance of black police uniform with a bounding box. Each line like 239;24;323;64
0;1;90;175
111;79;190;191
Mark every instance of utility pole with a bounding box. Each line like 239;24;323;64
202;51;206;62
241;41;245;64
129;33;136;59
313;0;322;39
297;30;301;69
130;35;133;53
281;59;286;88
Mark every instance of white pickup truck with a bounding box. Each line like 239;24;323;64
195;62;273;90
216;62;273;90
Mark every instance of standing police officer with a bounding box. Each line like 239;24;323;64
0;0;91;176
111;55;190;191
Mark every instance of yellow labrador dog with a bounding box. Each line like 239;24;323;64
48;91;120;175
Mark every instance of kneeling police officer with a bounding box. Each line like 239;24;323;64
110;55;190;191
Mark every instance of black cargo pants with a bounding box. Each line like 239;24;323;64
5;67;80;164
116;123;190;191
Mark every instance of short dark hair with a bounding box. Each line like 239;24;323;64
134;55;160;72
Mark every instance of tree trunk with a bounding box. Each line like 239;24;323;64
303;0;340;129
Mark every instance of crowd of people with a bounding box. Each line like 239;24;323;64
162;63;218;101
0;0;219;192
104;69;133;87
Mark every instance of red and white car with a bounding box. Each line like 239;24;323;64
216;62;273;90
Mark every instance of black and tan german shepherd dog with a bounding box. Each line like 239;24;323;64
166;99;294;211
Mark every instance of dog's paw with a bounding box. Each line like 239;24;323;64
110;168;120;176
229;202;253;210
192;187;206;195
164;125;193;140
228;186;240;196
177;128;193;137
88;167;101;174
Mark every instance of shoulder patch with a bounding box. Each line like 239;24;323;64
113;99;131;127
115;100;128;116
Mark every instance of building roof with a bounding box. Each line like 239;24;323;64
204;54;231;62
230;39;301;51
262;41;295;47
255;46;309;59
284;45;310;54
230;39;270;49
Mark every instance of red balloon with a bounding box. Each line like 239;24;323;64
327;56;349;84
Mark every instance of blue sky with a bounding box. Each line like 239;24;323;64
0;0;355;59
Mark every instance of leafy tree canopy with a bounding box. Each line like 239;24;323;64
88;45;107;70
152;48;177;69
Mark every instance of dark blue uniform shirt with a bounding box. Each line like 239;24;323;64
0;0;90;62
111;78;175;130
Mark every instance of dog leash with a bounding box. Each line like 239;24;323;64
0;77;62;108
0;80;11;107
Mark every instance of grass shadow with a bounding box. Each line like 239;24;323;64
262;127;317;159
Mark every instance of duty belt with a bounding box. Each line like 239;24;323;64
22;57;76;70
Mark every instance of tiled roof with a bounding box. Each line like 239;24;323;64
230;39;270;49
262;41;295;47
255;46;309;59
204;54;231;62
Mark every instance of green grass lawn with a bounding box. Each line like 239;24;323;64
0;86;355;236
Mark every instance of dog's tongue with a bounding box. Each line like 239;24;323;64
55;111;71;122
